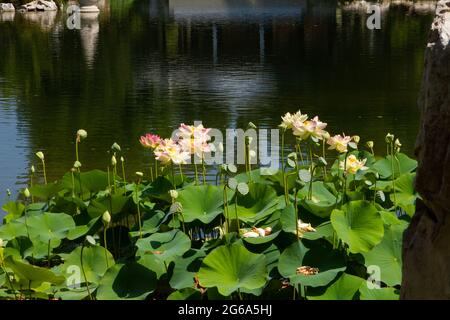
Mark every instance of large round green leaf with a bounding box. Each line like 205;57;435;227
331;201;384;254
298;182;338;218
177;185;227;224
4;256;65;288
135;229;191;265
58;246;115;285
362;224;405;286
26;212;76;248
307;273;364;300
278;241;346;287
170;249;206;290
359;284;399;300
167;288;202;300
372;153;417;179
197;243;267;296
96;262;157;300
235;184;279;223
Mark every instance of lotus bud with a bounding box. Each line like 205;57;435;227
366;141;374;149
135;171;143;178
111;155;117;166
385;133;394;143
77;129;88;140
30;165;35;174
322;131;330;140
102;210;111;225
85;235;96;246
73;161;82;169
111;142;121;152
352;135;360;144
23;188;31;198
247;122;257;129
249;150;257;158
120;156;124;163
394;139;402;152
218;142;224;153
169;202;183;214
36;151;44;160
169;190;178;199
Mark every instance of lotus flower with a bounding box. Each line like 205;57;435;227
327;134;352;153
154;138;190;165
297;219;316;236
292;116;327;140
280;111;308;130
139;133;162;149
242;227;272;238
176;123;213;158
296;266;319;276
340;155;368;174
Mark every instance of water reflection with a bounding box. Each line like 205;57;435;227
0;0;436;204
80;12;100;67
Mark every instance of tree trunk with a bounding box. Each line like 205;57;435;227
401;0;450;299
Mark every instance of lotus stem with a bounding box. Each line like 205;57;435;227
179;163;184;184
281;131;288;205
390;143;397;207
135;182;143;239
202;157;206;185
121;159;126;184
47;239;51;268
41;159;47;185
80;245;93;300
322;139;327;176
294;188;299;239
150;167;154;182
75;139;80;172
194;162;199;185
103;227;109;268
154;160;158;180
171;163;176;187
234;194;240;234
223;185;230;233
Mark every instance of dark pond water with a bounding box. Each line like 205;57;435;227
0;0;435;205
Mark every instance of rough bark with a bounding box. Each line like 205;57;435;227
401;0;450;300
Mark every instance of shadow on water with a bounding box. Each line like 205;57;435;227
0;0;435;204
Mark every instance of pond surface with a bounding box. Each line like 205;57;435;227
0;0;434;204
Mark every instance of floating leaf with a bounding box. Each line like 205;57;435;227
170;249;206;290
235;184;278;223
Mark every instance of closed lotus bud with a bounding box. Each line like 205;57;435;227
395;138;402;148
31;165;35;174
120;156;124;162
169;190;178;199
111;142;121;152
23;188;31;198
385;133;394;143
74;161;82;168
247;122;257;129
102;210;111;225
77;129;88;140
36;151;44;160
218;142;224;153
352;135;360;144
135;171;143;177
322;131;330;140
366;141;374;149
249;150;257;158
111;155;117;166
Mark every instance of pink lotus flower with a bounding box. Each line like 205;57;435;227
176;123;213;159
327;134;352;153
292;116;328;140
140;133;162;149
154;138;190;165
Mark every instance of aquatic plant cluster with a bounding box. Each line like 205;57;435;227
0;111;418;300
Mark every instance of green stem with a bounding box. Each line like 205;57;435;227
281;131;288;205
80;245;93;300
47;239;51;268
136;183;143;239
121;160;126;184
179;164;184;184
103;227;109;268
171;163;176;187
322;139;327;176
41;160;47;185
223;185;230;233
194;162;199;185
234;194;240;234
294;188;299;239
391;144;397;207
202;158;206;185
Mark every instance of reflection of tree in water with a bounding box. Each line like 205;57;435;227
80;13;100;68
